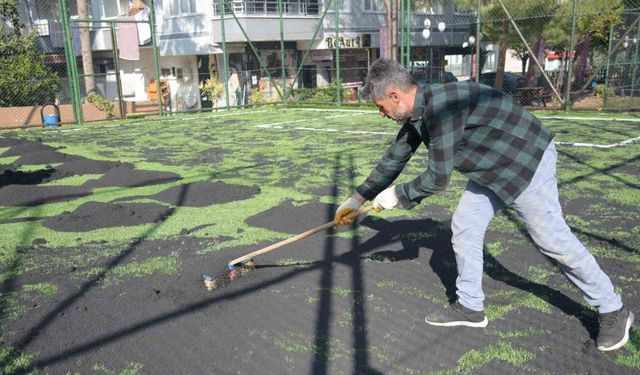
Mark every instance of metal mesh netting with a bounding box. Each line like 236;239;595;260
2;0;640;128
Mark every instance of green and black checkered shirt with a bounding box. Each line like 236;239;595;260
356;82;554;207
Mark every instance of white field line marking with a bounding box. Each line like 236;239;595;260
258;118;640;147
539;116;640;123
255;111;393;135
288;108;377;114
555;135;640;149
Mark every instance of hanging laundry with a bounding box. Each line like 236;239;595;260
134;6;151;45
117;16;140;61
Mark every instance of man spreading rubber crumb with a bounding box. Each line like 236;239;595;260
335;59;634;351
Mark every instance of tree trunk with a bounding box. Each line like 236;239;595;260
384;0;398;61
526;35;541;85
77;0;95;95
573;35;592;90
495;22;509;90
495;42;507;90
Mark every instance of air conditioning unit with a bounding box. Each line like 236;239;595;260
34;19;50;36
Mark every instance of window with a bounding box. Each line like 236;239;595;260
169;0;197;15
92;0;119;18
364;0;383;12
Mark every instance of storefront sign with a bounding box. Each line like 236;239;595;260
320;34;371;50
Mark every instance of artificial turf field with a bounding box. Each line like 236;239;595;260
0;107;639;374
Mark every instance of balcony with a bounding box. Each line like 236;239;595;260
213;0;320;17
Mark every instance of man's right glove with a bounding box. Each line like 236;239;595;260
372;185;399;211
334;197;362;225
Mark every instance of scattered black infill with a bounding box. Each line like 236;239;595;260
15;150;84;165
52;159;126;177
41;201;174;232
1;140;58;156
245;200;336;234
0;185;91;206
0;137;30;148
146;181;260;207
0;168;55;187
82;165;181;188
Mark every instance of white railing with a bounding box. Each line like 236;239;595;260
213;0;320;17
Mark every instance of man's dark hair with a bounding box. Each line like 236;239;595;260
362;59;414;100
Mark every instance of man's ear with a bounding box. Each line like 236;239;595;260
388;90;400;103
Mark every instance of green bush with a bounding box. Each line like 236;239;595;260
199;79;224;103
291;81;351;103
249;87;267;105
593;83;614;98
85;92;115;119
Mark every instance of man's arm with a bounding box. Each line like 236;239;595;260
395;114;464;208
335;124;420;225
355;124;422;201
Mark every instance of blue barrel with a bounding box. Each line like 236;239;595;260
41;104;61;128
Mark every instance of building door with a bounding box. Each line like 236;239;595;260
196;54;211;108
302;65;317;88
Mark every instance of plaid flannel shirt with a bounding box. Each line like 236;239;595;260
356;82;554;207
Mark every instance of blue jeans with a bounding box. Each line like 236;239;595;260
451;142;622;314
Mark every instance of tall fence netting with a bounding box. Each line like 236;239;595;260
2;0;640;128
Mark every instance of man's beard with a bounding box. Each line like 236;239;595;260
391;108;410;123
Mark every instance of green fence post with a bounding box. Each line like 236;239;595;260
564;0;578;112
59;0;83;125
278;0;286;103
148;0;164;115
219;0;230;110
406;0;411;69
109;21;126;119
604;24;614;111
399;0;405;66
475;0;481;83
286;0;334;94
629;16;640;105
226;9;284;99
335;0;341;106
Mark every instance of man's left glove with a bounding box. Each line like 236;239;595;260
372;185;399;211
334;197;362;225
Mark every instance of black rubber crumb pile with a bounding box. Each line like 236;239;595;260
141;181;260;207
82;166;182;188
41;201;174;232
245;200;336;234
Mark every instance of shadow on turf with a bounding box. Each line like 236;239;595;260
0;182;195;373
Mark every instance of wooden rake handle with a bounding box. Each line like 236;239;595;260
227;205;374;269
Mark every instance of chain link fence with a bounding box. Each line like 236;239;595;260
2;0;640;128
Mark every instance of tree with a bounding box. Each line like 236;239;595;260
0;0;22;35
543;0;624;90
0;0;61;107
77;0;95;94
382;0;398;61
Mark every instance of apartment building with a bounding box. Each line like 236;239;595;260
18;0;475;111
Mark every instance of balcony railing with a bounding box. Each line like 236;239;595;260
213;0;320;17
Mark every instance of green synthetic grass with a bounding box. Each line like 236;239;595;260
425;341;535;375
92;362;144;375
0;347;35;375
81;253;181;287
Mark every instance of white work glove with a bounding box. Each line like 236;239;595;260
334;197;362;225
372;185;399;211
